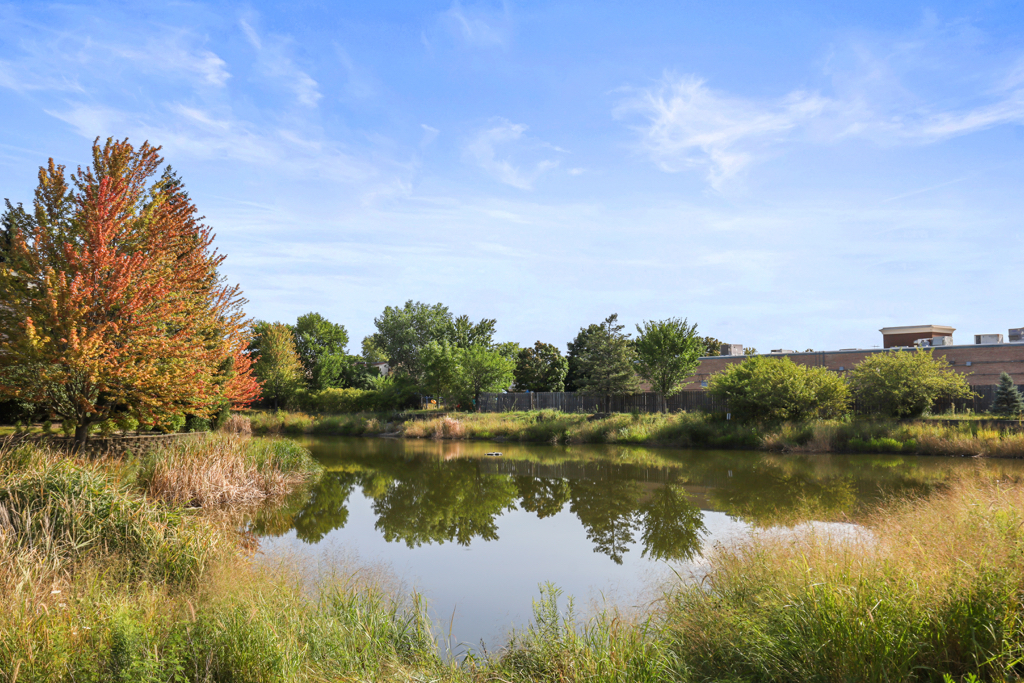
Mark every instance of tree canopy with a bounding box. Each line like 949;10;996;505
568;314;638;410
514;341;568;392
293;312;349;387
0;138;258;444
366;300;498;388
634;317;704;411
252;322;303;409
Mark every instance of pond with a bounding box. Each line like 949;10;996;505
252;436;1024;654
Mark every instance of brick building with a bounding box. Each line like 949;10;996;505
683;324;1024;390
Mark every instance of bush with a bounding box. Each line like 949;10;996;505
849;349;973;418
301;387;378;414
707;356;850;424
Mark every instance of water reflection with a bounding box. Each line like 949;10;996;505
253;437;1024;564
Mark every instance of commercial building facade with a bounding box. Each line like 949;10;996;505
683;325;1024;390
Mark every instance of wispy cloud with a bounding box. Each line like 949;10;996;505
463;119;562;189
441;1;511;47
619;18;1024;188
47;101;378;184
240;18;322;107
616;75;827;187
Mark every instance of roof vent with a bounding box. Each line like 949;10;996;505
975;334;1004;345
720;343;744;356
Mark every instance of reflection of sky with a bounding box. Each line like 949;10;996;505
260;490;749;654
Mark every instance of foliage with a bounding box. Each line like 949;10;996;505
707;355;850;423
0;139;258;446
300;387;378;414
634;317;704;411
514;341;569;392
252;322;303;409
312;352;379;390
848;348;973;418
698;335;723;356
458;342;516;408
420;340;461;406
569;314;639;410
293;312;349;387
992;371;1024;417
366;301;450;382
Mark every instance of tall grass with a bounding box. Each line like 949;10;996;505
137;434;321;509
663;475;1024;682
0;439;454;682
495;583;676;682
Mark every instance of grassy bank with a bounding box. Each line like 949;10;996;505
4;434;1024;679
0;435;453;682
249;408;1024;457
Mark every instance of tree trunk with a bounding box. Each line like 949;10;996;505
662;392;667;414
74;422;90;453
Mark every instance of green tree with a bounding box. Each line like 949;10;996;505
252;322;304;409
453;314;497;348
0;200;32;264
457;343;516;409
368;301;454;383
848;349;973;418
992;372;1024;417
293;312;349;386
707;355;849;424
514;341;569;392
565;324;600;391
367;301;497;385
634;318;704;412
570;314;639;412
420;340;461;407
360;335;388;364
699;335;723;356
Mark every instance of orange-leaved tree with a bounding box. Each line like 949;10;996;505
0;138;260;447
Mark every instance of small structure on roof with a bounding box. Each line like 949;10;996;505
880;325;955;348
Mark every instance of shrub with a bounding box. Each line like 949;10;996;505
849;348;973;418
303;387;377;414
707;356;850;424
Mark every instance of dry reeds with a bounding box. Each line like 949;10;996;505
143;434;319;509
220;413;252;436
433;416;465;439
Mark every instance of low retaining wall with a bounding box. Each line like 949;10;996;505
7;432;208;458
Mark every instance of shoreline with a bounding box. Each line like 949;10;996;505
246;409;1024;458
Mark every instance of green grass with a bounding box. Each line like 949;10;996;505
6;436;1024;680
245;409;1024;457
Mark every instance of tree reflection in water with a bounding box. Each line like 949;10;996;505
253;440;955;563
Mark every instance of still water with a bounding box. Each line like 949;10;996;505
253;437;1024;653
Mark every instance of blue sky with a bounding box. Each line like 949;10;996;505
1;1;1023;353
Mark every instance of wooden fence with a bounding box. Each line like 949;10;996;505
477;391;728;414
479;385;996;416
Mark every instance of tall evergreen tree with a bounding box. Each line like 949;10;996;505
993;372;1024;417
571;314;638;412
